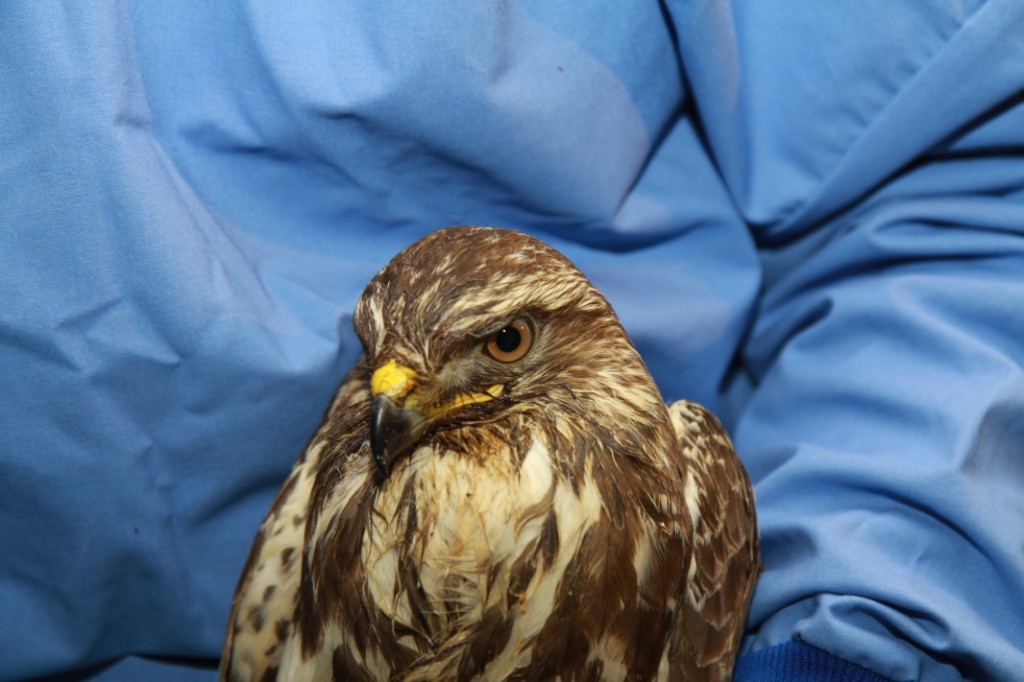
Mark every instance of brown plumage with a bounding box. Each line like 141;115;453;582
220;226;759;682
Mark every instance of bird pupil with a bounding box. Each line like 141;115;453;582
496;327;521;353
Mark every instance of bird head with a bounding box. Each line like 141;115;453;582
353;226;664;476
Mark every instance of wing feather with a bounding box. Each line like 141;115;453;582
221;358;372;682
668;400;760;681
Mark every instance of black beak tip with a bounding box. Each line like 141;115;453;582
370;394;424;477
370;403;388;477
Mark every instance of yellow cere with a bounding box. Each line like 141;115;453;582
370;359;418;400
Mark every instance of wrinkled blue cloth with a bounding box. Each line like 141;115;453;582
2;2;1023;681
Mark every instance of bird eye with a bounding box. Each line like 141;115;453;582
484;318;534;363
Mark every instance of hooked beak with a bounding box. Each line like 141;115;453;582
368;358;507;477
369;360;426;476
370;393;428;476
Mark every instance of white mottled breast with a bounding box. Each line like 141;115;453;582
360;431;603;679
366;439;548;617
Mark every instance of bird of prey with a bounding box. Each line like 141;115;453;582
221;226;759;682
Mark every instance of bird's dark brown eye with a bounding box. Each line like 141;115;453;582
484;318;533;363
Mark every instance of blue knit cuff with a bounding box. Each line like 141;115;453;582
735;641;894;682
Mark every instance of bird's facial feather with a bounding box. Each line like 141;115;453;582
354;227;660;468
354;227;604;356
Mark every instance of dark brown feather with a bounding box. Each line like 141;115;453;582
669;402;760;680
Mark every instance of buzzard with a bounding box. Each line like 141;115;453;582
221;226;759;681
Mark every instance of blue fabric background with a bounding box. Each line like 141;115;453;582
2;2;1022;680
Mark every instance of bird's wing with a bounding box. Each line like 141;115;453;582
220;358;371;682
668;400;760;681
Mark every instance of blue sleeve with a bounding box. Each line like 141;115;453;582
3;3;1022;681
668;2;1024;681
